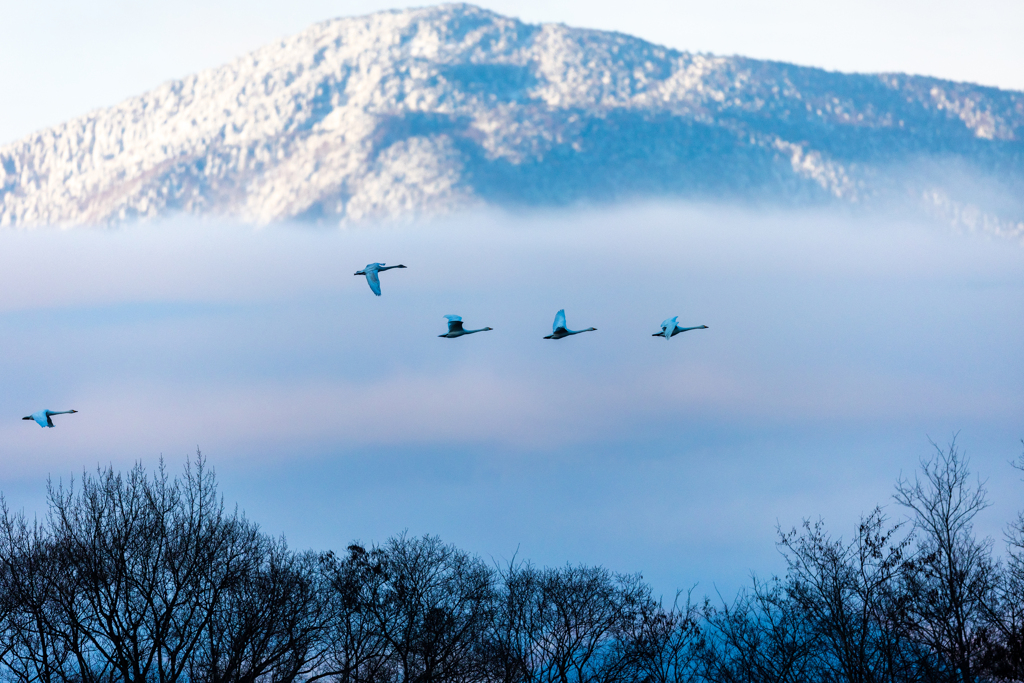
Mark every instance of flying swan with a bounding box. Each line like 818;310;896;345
653;316;708;339
23;409;78;428
438;315;493;338
544;309;596;340
354;263;406;296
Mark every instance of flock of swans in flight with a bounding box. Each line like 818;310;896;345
22;261;708;428
356;262;708;340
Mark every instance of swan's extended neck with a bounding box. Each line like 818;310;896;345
667;325;709;336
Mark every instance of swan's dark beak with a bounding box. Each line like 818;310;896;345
22;416;31;420
70;410;78;413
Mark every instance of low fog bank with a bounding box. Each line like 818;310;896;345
884;157;1024;242
0;201;1021;596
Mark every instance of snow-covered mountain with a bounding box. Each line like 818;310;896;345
2;3;1023;232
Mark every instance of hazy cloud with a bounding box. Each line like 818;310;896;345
0;202;1021;597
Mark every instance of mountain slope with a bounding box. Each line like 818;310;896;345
2;3;1023;232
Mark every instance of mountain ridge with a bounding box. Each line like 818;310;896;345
2;3;1022;233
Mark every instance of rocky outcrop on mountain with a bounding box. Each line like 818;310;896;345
2;3;1023;232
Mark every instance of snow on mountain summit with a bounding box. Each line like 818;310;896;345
1;3;1022;231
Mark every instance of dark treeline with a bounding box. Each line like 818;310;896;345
1;441;1022;683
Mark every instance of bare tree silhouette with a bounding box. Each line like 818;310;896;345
0;438;1021;683
894;438;998;683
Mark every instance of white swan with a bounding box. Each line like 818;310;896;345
654;316;708;339
354;262;406;296
23;409;77;428
438;315;493;338
544;309;596;340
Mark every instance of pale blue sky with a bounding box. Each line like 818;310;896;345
1;0;1022;145
1;205;1021;595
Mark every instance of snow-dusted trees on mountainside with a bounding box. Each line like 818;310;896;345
1;5;1022;235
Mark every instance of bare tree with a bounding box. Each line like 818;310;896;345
189;540;330;683
0;505;98;683
618;590;705;683
481;558;538;683
311;544;394;683
702;577;817;683
493;562;651;683
977;444;1024;681
358;534;495;683
4;439;1022;683
893;438;998;683
484;559;657;683
0;454;327;683
777;510;932;683
40;456;268;683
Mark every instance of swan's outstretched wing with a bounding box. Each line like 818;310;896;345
364;270;382;296
660;316;678;339
444;315;464;333
553;309;567;334
29;411;51;428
